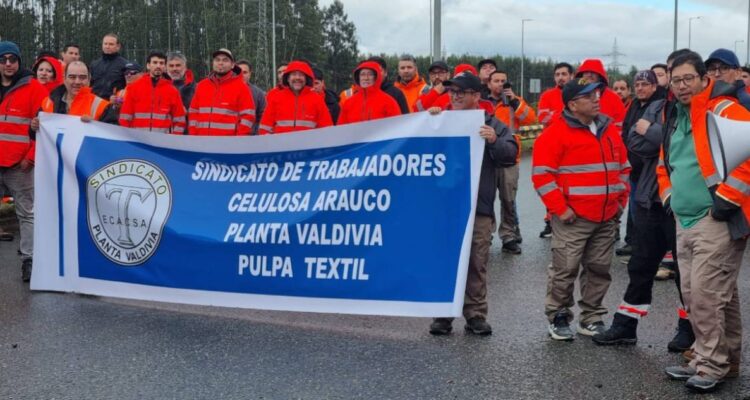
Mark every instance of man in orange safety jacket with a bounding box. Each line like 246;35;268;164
0;41;47;282
188;48;255;136
658;51;750;393
259;60;333;134
532;78;630;342
119;51;186;134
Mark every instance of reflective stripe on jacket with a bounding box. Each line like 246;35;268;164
41;86;109;120
259;61;333;134
656;79;750;238
532;110;631;222
0;74;47;166
338;61;401;125
119;74;186;134
187;66;255;136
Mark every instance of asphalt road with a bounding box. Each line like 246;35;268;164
2;156;750;399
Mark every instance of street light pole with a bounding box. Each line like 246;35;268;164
271;0;277;87
521;18;532;98
674;0;678;52
688;16;702;49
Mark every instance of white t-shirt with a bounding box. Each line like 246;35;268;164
588;121;597;136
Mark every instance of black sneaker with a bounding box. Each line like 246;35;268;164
615;244;632;256
548;312;574;341
668;318;695;352
21;258;32;282
429;318;452;335
464;317;492;335
592;324;637;345
502;240;522;254
539;221;552;238
577;321;606;336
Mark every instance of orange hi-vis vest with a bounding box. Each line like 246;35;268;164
394;74;429;111
41;86;109;120
657;79;750;236
494;96;537;163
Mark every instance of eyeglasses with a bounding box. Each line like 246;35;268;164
670;74;700;87
707;64;733;75
572;90;601;102
1;55;18;65
447;89;476;97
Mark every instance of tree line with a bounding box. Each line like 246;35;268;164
0;0;633;100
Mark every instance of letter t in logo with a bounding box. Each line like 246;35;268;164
103;183;153;246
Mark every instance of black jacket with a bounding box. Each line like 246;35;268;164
90;52;128;99
381;80;410;114
627;98;666;210
622;89;666;182
477;114;518;218
323;88;341;124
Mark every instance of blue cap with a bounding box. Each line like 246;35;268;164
563;78;604;105
124;62;143;73
0;41;21;61
705;48;740;68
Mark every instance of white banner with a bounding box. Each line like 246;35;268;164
32;111;484;317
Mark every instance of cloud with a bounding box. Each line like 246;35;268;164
321;0;750;69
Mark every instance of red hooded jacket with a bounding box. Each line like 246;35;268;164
259;61;333;134
32;56;63;93
576;59;626;127
338;61;401;125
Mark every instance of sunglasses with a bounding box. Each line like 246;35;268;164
1;55;19;65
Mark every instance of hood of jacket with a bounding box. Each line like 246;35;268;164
353;61;385;94
576;59;609;86
282;61;314;88
32;56;63;90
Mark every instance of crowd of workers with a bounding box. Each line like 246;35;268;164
1;31;749;394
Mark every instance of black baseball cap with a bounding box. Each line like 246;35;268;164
443;73;483;92
428;60;449;72
124;62;143;73
477;58;497;70
562;79;604;105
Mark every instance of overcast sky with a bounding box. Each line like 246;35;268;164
320;0;750;71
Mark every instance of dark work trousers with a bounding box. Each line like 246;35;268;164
621;203;684;312
623;179;637;245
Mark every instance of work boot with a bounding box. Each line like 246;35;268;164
668;318;695;352
593;314;638;345
501;240;522;255
21;258;32;282
429;318;452;335
464;317;492;336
